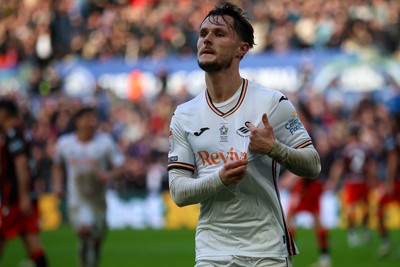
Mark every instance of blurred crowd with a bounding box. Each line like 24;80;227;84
6;67;400;200
1;0;400;68
1;0;400;198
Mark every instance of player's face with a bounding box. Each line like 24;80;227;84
76;112;98;133
197;15;243;73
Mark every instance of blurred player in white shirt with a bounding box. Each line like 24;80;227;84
168;2;321;267
52;106;125;267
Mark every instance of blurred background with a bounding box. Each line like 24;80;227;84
1;0;400;266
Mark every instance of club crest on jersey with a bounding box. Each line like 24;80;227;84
219;124;229;142
285;111;303;135
236;121;251;137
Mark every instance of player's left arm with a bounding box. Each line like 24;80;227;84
248;93;321;178
99;135;126;183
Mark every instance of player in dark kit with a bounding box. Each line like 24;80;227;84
282;131;334;267
327;125;377;247
376;115;400;257
0;98;48;267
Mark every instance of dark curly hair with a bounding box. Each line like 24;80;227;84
201;2;255;49
0;98;18;117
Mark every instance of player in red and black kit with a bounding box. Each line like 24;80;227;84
281;130;335;267
0;98;48;267
327;124;377;248
376;114;400;257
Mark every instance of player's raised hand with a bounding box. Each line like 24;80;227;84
247;113;275;155
219;159;247;185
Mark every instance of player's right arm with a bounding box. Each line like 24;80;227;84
168;112;244;207
169;169;221;207
169;160;247;207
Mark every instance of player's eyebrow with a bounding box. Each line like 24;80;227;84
199;26;228;35
199;21;231;37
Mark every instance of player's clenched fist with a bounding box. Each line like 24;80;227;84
247;113;275;155
219;159;248;185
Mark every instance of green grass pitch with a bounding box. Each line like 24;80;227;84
1;227;399;267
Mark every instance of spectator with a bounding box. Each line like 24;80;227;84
2;0;400;66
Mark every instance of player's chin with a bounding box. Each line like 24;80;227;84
198;60;222;73
199;52;217;61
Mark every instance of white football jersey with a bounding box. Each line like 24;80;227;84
54;132;125;206
168;79;313;259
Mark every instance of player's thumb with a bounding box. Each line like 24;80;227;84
246;121;256;131
262;113;269;128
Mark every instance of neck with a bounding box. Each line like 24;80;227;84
205;70;243;103
77;131;94;142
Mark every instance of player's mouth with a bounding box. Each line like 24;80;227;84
200;48;215;56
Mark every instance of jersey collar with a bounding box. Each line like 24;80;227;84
205;78;248;118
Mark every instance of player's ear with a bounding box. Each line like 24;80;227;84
237;42;250;58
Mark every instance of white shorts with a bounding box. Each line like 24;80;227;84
68;202;107;238
195;255;292;267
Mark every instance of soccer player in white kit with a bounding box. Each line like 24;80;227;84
52;106;125;267
167;2;321;267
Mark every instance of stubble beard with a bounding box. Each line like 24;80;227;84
197;57;232;73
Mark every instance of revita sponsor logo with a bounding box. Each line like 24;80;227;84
197;147;247;166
